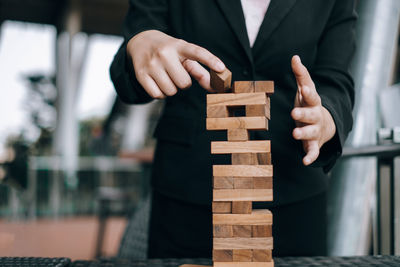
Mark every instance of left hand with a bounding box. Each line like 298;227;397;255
291;55;336;166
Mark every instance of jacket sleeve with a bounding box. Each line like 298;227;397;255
109;0;169;104
310;0;357;172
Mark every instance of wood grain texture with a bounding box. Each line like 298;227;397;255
257;153;271;165
253;177;273;189
232;153;258;165
246;104;270;119
232;81;255;93
211;141;270;154
213;237;273;250
233;249;252;261
233;177;254;189
212;201;232;213
252;249;272;262
232;201;252;214
207;92;267;107
207;106;229;118
213;209;272;225
210;69;232;93
254;81;274;94
213;262;274;267
214;177;234;189
213;165;273;177
206;117;268;130
227;129;249;141
213;189;272;202
232;225;252;237
213;225;233;238
252;225;272;237
213;249;233;262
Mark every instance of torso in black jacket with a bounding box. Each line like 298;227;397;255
110;0;356;206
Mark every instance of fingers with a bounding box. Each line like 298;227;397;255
291;55;314;89
301;86;321;107
162;57;192;89
183;59;213;92
179;41;225;72
291;107;320;124
149;68;178;96
136;73;166;99
303;141;320;166
293;125;320;141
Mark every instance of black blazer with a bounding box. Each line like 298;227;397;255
110;0;356;206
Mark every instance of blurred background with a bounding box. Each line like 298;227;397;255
0;0;400;261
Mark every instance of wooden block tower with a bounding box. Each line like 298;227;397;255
207;69;274;267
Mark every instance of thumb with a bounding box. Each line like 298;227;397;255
291;55;314;89
183;59;214;92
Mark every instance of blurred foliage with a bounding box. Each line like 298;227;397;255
0;135;29;189
79;117;121;156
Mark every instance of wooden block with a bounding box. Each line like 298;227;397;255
257;153;271;165
232;225;252;237
233;249;252;261
211;141;270;154
233;177;254;189
213;165;273;177
252;225;272;237
213;225;233;238
213;201;232;213
213;189;272;202
213;262;274;267
214;177;234;189
213;237;273;250
227;129;249;141
213;249;233;261
254;81;274;94
233;81;255;93
207;92;267;107
210;69;232;93
253;177;273;189
252;249;272;262
207;106;229;118
213;209;272;225
246;104;270;119
206;117;268;130
232;154;258;165
179;265;211;267
232;201;252;214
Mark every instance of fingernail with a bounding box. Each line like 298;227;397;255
294;129;301;139
216;61;225;71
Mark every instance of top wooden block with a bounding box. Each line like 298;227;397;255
232;81;274;95
255;81;274;95
207;93;268;107
233;81;254;93
210;69;232;93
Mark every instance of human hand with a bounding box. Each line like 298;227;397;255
291;55;336;166
127;30;226;99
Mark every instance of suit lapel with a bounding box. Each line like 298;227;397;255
215;0;253;63
252;0;297;55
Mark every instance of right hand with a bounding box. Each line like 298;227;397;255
127;30;226;99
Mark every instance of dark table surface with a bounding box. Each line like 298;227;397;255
2;256;400;267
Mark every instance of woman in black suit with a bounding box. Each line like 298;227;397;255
110;0;356;258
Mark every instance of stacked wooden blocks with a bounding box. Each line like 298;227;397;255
208;70;274;267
